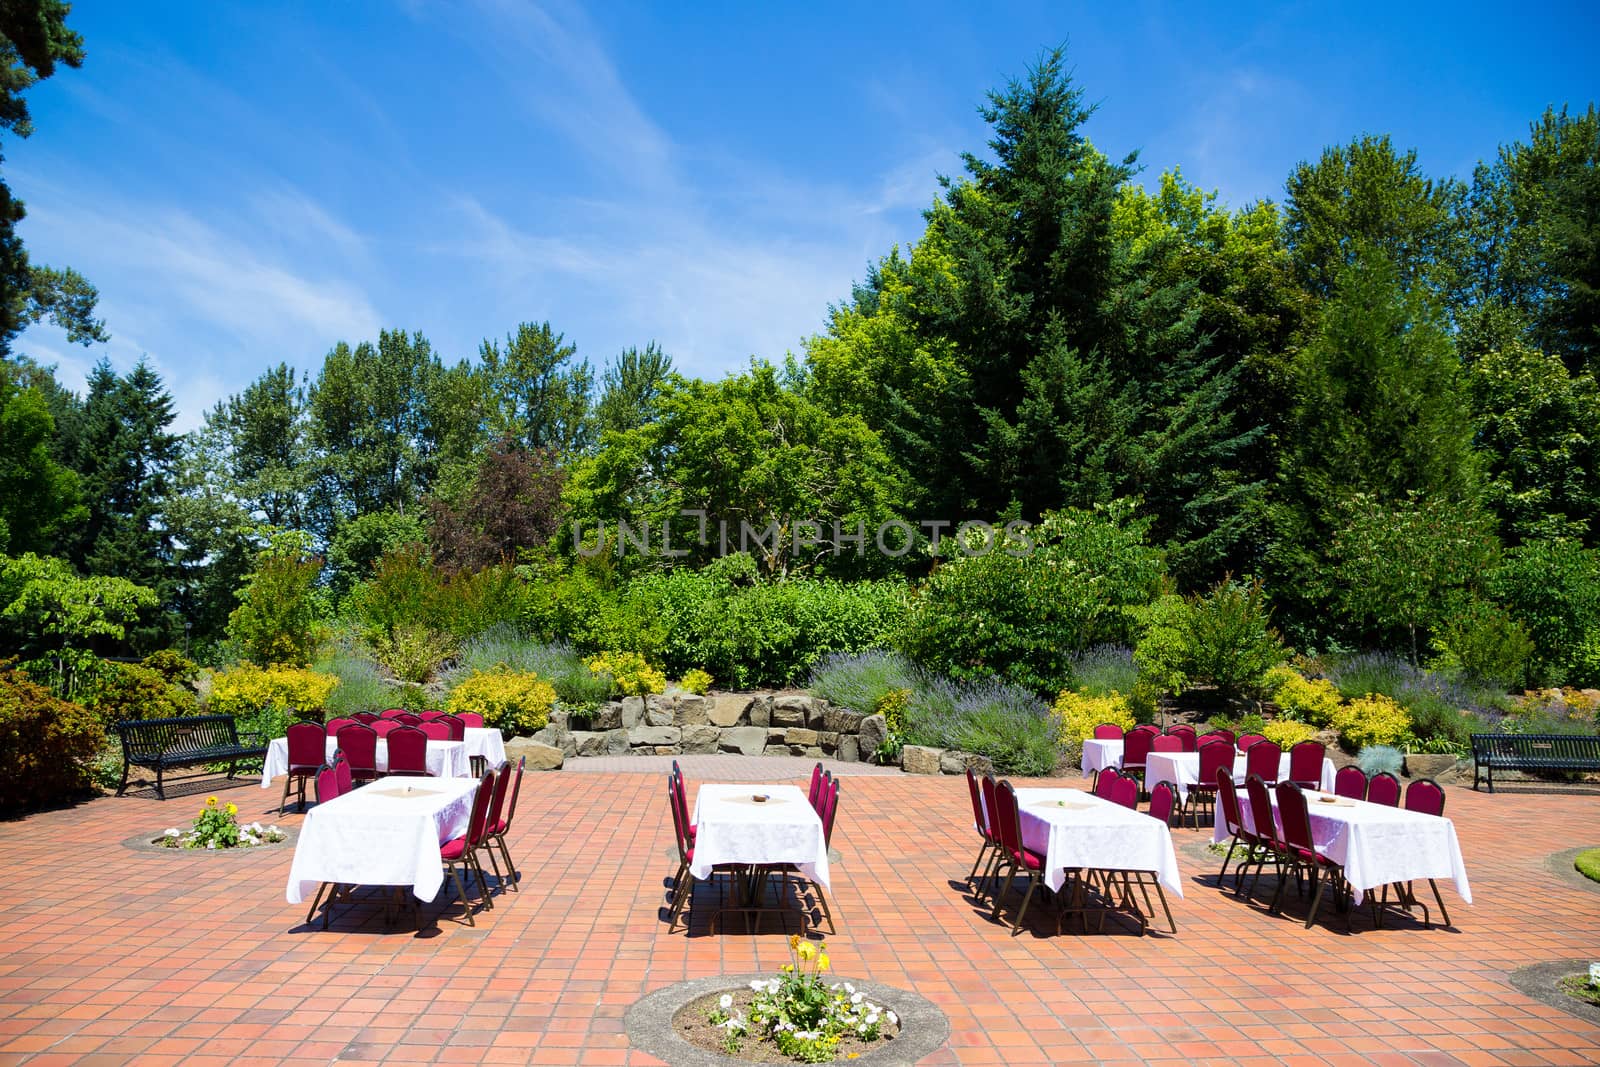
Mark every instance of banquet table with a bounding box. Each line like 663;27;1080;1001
261;735;469;786
688;783;829;889
1014;788;1183;897
1219;790;1472;907
463;727;507;769
1080;739;1124;776
285;776;479;904
1146;750;1337;801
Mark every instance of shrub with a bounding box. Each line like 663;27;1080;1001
584;650;666;697
1332;694;1413;750
1271;672;1344;727
904;675;1059;776
368;623;457;684
444;627;612;709
1052;688;1136;768
1500;688;1600;735
209;663;339;741
1429;599;1533;690
1210;710;1266;737
347;543;526;642
1262;719;1319;748
1328;652;1508;726
1066;645;1138;698
807;650;918;715
82;661;198;725
1488;538;1600;686
227;536;324;667
875;687;911;737
1181;579;1284;699
1355;744;1404;776
1131;596;1191;698
0;666;104;809
445;666;556;734
679;668;712;695
900;503;1164;694
313;640;393;717
140;649;199;687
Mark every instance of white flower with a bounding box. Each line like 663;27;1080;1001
206;841;216;849
886;1011;898;1026
164;828;180;837
718;994;733;1010
749;980;767;991
867;1012;880;1025
851;991;864;1005
844;982;855;994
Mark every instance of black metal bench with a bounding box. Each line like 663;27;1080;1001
1470;733;1600;792
114;715;269;800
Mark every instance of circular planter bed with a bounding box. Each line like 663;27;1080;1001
625;973;948;1066
1543;846;1600;893
122;825;297;855
1507;960;1600;1026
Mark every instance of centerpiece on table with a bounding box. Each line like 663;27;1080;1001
160;795;286;849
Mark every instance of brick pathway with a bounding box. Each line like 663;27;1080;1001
1;759;1597;1065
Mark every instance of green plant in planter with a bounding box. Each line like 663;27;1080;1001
1575;848;1600;884
160;795;286;849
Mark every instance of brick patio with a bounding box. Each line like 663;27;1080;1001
1;758;1597;1066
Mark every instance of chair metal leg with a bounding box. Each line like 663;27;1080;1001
1012;875;1039;934
495;834;519;891
446;863;476;926
968;839;994;883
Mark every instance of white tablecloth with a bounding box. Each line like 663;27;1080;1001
260;735;468;786
285;777;479;903
1218;791;1472;907
688;783;829;889
1014;788;1183;896
463;727;507;768
1147;751;1337;801
1081;739;1124;775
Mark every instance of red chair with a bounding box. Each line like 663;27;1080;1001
395;712;422;726
1092;723;1124;740
437;714;466;741
1214;768;1261;892
371;719;398;738
1244;738;1282;786
280;721;327;814
419;709;447;721
989;780;1049;934
1151;734;1183;753
455;711;485;729
1183;738;1235;829
1274;781;1353;927
1107;774;1138;810
1366;771;1401;807
1389;778;1451;927
419;720;451;742
965;766;997;891
379;708;409;719
473;764;515;897
486;755;525;891
351;712;379;725
325;717;357;736
1147;780;1177;826
335;723;380;783
976;774;1005;900
1094;768;1122;800
807;762;825;807
791;777;840;933
1200;728;1235;748
439;770;497;926
1237;733;1266;751
1288;740;1326;790
1333;765;1367;800
1241;774;1284;903
304;764;347;926
1122;726;1158;786
1168;725;1198;753
386;725;429;777
333;751;352;795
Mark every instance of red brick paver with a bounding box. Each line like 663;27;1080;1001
0;762;1596;1065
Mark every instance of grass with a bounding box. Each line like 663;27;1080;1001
1559;974;1600;1007
1576;848;1600;884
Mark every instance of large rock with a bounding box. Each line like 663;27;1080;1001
675;694;711;726
653;746;681;755
532;721;576;758
766;743;796;757
592;702;624;730
805;699;829;730
680;724;720;755
573;730;608;757
505;738;564;770
817;730;840;753
822;706;865;735
902;744;943;775
940;750;993;777
771;694;809;727
785;727;818;747
858;714;888;759
620;696;646;729
746;695;773;728
837;735;860;763
645;695;675;727
603;727;630;755
1404;752;1457;783
718;726;768;756
629;725;681;747
708;695;746;728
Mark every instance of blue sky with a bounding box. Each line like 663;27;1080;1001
11;0;1598;430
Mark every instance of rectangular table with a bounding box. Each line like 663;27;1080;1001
464;727;507;768
688;783;829;889
1219;790;1472;907
1147;750;1337;801
261;735;469;786
1014;788;1182;896
1081;738;1124;776
285;776;479;904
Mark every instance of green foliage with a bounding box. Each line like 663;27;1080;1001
807;650;917;716
596;342;672;437
325;509;426;602
0;551;157;655
678;668;712;695
1052;688;1135;767
346;542;525;642
369;623;456;684
1489;539;1600;686
1177;579;1283;699
1575;849;1600;885
311;640;393;718
1355;744;1404;776
0;665;103;810
901;503;1163;694
1334;695;1413;750
1261;719;1319;748
208;663;338;742
1428;599;1534;690
445;666;556;734
448;627;611;709
81;660;197;726
480;321;593;455
0;364;83;554
1270;672;1344;727
1066;645;1139;699
226;533;324;667
902;676;1060;776
583;650;666;697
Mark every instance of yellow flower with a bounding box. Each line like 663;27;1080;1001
797;942;816;962
781;963;794;972
818;953;830;971
225;802;238;816
206;796;218;807
789;933;801;952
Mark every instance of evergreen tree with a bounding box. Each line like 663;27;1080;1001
596;342;673;437
480;321;593;455
0;360;81;553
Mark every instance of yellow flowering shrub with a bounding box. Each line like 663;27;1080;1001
584;650;667;697
1332;693;1413;749
679;668;713;695
1052;688;1137;745
1271;672;1344;727
209;663;338;739
1262;719;1320;748
446;666;556;735
874;687;911;736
